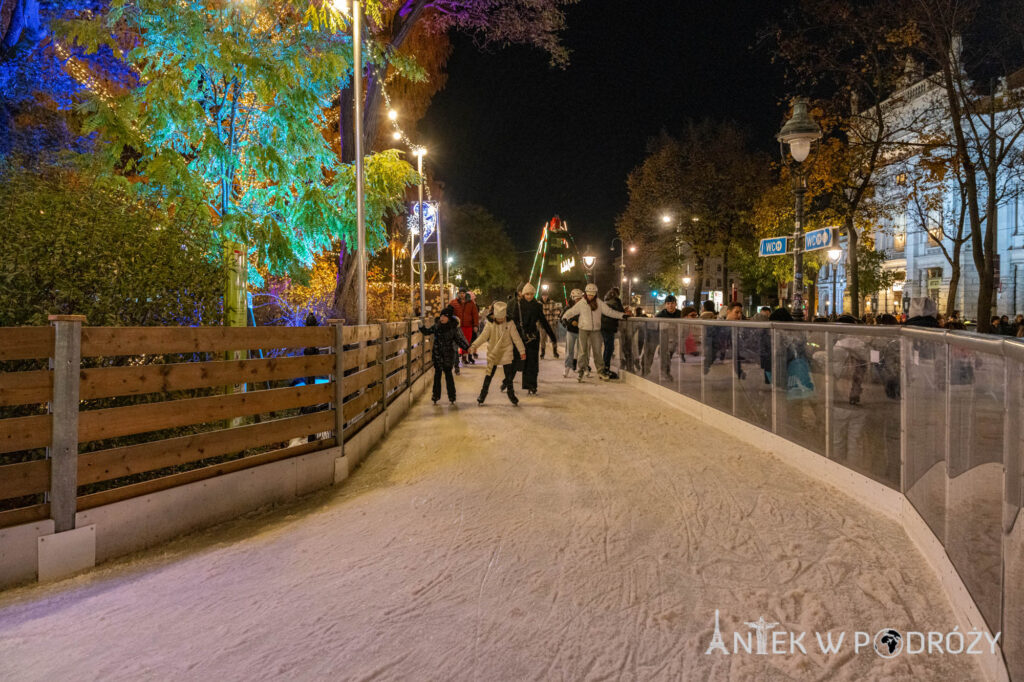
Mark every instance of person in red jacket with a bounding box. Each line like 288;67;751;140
449;288;480;364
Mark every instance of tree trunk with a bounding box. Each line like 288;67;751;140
945;255;961;318
975;184;998;328
845;217;860;318
695;256;706;305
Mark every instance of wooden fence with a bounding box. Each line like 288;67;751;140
0;317;433;532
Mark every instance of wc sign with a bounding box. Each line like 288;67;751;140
804;227;837;252
759;236;789;257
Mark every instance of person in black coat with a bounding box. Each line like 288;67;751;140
507;282;558;395
601;288;625;374
420;305;470;404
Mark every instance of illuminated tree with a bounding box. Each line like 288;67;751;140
55;0;418;305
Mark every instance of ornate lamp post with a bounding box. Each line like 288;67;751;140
682;275;692;306
582;247;597;283
414;146;427;315
776;98;822;320
828;247;843;316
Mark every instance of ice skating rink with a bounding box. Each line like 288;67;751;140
0;354;983;681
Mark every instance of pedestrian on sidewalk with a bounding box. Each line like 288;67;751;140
450;288;479;365
642;295;682;380
601;287;625;375
561;283;628;382
469;301;526;405
508;283;558;395
561;288;585;378
539;289;563;360
420;305;470;405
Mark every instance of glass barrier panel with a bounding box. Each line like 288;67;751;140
829;332;901;489
678;323;702;401
1004;347;1024;682
773;328;827;455
735;326;772;429
903;334;948;540
703;323;734;414
945;342;1004;632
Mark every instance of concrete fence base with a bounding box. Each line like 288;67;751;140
0;371;432;590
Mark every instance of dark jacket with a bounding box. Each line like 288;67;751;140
508;297;557;344
420;317;470;368
905;316;940;328
655;309;682;319
560;307;581;334
601;295;625;333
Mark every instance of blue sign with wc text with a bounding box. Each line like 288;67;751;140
759;236;789;257
804;227;837;252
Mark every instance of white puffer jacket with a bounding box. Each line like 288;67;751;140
469;319;526;367
561;297;626;331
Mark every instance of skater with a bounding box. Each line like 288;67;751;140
539;289;563;359
642;295;682;379
420;306;470;405
561;283;627;382
468;301;527;405
450;288;479;365
560;288;585;378
508;283;558;395
601;287;625;374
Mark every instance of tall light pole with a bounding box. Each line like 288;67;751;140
415;147;427;316
610;238;633;297
777;98;822;320
351;0;367;325
828;247;843;316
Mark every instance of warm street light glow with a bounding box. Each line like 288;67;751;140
632;277;639;283
628;245;637;253
331;0;350;16
387;109;398;121
542;283;549;291
392;131;401;140
661;214;672;224
414;146;427;157
446;256;454;265
828;247;843;263
622;277;628;283
582;253;596;269
777;98;822;164
683;276;692;286
691;216;700;223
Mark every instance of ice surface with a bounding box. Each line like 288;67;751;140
0;354;983;680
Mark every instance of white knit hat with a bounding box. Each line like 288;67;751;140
521;282;536;295
570;288;583;300
492;301;507;319
585;283;598;295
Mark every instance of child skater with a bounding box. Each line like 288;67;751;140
420;305;470;405
468;301;526;406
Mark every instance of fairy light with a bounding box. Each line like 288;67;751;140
54;42;116;105
380;81;431;200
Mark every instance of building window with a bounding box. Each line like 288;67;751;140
927;210;943;247
893;213;906;252
896;172;907;186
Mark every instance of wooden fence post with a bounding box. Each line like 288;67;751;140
328;319;345;456
378;320;388;409
405;319;413;392
47;315;85;533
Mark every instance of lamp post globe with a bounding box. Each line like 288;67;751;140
776;97;822;320
828;247;843;317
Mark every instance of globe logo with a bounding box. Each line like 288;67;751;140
873;628;903;658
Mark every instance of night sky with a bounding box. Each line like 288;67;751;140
418;0;793;259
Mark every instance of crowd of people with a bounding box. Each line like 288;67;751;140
419;284;1023;409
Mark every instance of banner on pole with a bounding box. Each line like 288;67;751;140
409;201;438;258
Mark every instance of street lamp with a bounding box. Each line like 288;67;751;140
828;247;843;316
777;97;822;320
582;247;597;283
611;237;631;298
414;146;427;316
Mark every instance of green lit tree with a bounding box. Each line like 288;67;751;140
55;0;418;323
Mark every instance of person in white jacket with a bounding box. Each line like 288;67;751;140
468;301;527;405
561;283;627;382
